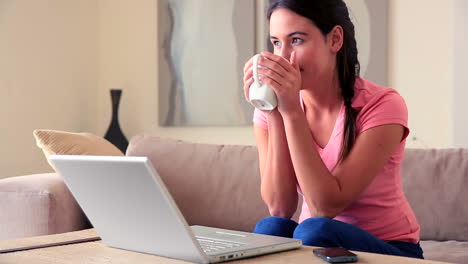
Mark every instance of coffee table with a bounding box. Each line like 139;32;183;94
0;229;449;264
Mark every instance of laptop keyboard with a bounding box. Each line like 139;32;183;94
196;237;244;253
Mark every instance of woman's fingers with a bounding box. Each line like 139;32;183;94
290;51;300;72
259;75;281;92
257;67;284;87
243;76;254;101
243;56;254;75
256;51;300;85
243;51;300;104
257;57;288;79
243;55;256;102
260;51;293;74
243;63;253;83
254;51;300;91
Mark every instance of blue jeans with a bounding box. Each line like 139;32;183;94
254;216;424;259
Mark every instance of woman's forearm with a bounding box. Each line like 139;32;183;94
261;111;298;218
281;111;343;218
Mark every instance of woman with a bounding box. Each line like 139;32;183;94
242;0;423;259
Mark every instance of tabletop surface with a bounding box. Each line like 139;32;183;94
0;229;449;264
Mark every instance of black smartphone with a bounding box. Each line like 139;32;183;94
313;248;358;263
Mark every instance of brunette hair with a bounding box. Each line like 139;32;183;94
267;0;359;161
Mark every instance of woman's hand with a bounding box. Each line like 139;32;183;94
243;55;280;117
256;51;302;115
242;56;255;103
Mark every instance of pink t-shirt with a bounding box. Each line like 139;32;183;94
252;78;420;243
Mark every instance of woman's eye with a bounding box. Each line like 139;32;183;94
292;38;303;44
272;41;281;47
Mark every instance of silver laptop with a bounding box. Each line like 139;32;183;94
49;155;301;263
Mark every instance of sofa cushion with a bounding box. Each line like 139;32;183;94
420;240;468;263
33;129;123;169
402;148;468;241
126;136;277;232
0;173;90;240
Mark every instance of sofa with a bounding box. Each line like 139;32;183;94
0;135;467;263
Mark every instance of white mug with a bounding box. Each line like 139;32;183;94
249;54;278;110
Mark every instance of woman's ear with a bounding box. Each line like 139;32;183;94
328;25;344;53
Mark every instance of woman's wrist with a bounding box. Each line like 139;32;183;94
279;106;304;122
265;109;282;122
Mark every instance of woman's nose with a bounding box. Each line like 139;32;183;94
279;47;291;61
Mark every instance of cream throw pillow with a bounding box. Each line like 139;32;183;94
33;129;124;162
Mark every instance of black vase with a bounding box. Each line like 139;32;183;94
104;89;129;153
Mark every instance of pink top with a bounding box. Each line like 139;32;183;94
253;78;420;243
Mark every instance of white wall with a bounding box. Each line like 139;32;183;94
0;0;98;178
453;0;468;147
389;0;454;148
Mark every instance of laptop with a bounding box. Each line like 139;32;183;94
48;155;302;263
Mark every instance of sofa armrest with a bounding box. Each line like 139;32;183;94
0;173;90;240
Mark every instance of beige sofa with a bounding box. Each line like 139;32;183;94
0;136;467;263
